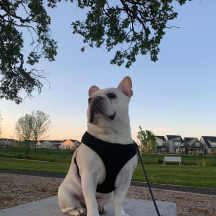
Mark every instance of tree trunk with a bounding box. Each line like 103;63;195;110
34;141;37;156
26;144;30;154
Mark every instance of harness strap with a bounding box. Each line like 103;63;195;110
74;156;81;179
74;132;137;194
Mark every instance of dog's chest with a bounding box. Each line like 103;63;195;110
76;132;137;193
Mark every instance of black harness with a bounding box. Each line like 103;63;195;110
74;132;137;193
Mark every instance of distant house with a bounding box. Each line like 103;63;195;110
60;139;76;150
200;136;216;154
184;137;205;154
8;139;20;146
0;138;8;145
59;144;70;150
74;140;81;148
166;135;186;154
37;140;53;149
155;136;167;153
51;140;63;149
35;139;79;150
52;140;62;145
0;138;18;146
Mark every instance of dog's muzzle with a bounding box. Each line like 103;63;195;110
89;96;116;124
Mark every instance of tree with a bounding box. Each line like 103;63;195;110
15;114;34;154
137;129;157;153
0;111;2;138
31;110;52;155
15;110;52;154
0;0;190;104
72;0;190;68
0;0;58;104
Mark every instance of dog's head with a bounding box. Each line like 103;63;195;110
87;76;133;127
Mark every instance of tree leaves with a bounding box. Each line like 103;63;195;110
0;0;190;104
15;110;52;142
15;110;52;154
137;129;157;153
0;0;58;104
71;0;190;68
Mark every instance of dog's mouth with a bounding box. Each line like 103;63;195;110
89;105;116;124
89;106;98;123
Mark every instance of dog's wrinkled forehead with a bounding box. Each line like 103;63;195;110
90;88;123;98
89;76;133;99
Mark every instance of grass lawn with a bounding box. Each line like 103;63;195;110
134;164;216;188
0;158;70;173
1;158;216;188
0;147;74;162
1;147;216;166
141;153;216;166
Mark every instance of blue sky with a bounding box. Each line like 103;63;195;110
1;0;216;142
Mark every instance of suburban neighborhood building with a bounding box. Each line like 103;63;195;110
36;140;53;149
0;138;80;150
155;136;167;153
184;137;205;154
0;138;19;146
59;139;77;150
0;138;8;145
35;139;79;150
1;135;216;154
165;135;186;154
51;140;62;149
74;140;81;148
200;136;216;154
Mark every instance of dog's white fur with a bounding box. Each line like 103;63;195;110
58;77;137;216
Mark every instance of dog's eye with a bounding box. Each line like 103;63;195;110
107;93;116;99
88;98;91;104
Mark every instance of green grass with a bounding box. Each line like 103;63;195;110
0;147;74;162
1;147;216;166
0;157;70;173
1;157;216;188
141;153;216;166
133;164;216;188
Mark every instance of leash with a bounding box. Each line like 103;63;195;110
138;126;161;216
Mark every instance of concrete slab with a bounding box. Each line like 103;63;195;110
0;196;176;216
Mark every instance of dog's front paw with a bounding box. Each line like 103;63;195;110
98;205;107;214
68;207;87;216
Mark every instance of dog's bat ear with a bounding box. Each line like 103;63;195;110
89;85;100;97
117;76;133;98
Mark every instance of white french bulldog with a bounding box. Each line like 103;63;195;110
58;76;138;216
